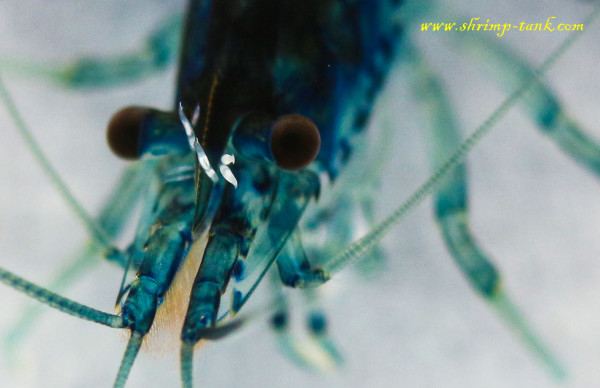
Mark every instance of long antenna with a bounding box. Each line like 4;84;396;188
0;74;117;252
324;2;600;276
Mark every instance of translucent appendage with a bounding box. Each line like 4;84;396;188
319;4;599;280
220;169;319;317
0;13;182;88
269;273;343;371
408;46;566;379
3;162;153;356
452;29;600;177
0;265;125;328
113;332;143;388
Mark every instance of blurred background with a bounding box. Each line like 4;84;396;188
0;1;599;387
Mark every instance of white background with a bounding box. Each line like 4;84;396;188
0;1;599;387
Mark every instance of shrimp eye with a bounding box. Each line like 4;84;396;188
270;114;320;171
106;106;148;160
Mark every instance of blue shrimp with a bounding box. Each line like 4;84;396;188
0;0;600;386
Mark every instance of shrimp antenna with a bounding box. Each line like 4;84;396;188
179;318;251;388
321;3;600;380
113;332;144;388
0;83;135;324
0;74;121;259
179;301;281;387
323;1;600;276
0;266;125;328
180;343;194;388
180;320;248;388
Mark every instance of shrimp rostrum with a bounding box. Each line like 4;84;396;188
0;0;599;387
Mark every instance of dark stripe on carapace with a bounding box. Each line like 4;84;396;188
176;0;278;163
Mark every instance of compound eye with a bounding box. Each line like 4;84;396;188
106;106;148;160
270;114;321;171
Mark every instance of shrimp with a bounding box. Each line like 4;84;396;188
0;0;599;387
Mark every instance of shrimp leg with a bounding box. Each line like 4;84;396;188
405;47;566;379
272;242;343;370
302;5;598;293
450;31;600;176
261;12;600;377
0;12;182;88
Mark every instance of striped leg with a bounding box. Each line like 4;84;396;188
405;46;565;379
